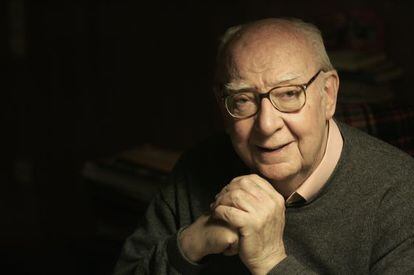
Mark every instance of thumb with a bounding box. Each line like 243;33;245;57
223;238;239;256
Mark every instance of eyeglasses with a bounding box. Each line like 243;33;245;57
223;70;323;119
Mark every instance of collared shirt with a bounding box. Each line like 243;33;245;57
286;119;343;206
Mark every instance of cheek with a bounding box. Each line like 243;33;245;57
228;120;255;165
228;119;254;143
288;105;326;156
302;95;326;126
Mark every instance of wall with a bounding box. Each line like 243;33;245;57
2;0;414;274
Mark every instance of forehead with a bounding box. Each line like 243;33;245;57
224;25;315;84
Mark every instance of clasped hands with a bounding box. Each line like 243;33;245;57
179;174;287;275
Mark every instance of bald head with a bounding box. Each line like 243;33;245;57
215;18;333;88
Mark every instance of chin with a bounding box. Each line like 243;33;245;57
256;162;301;182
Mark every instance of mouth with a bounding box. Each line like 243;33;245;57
256;142;292;153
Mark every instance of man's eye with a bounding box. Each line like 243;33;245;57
233;94;254;105
234;97;250;104
277;89;301;100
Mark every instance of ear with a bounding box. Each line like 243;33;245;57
322;70;339;120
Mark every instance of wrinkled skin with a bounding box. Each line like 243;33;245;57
180;18;339;275
212;174;287;274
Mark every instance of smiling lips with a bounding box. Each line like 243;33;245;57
256;141;292;153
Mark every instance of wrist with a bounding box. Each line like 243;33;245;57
250;252;287;275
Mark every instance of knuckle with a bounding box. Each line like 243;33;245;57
250;173;264;183
238;177;251;186
230;176;243;187
238;178;251;189
233;193;246;208
231;175;244;182
224;206;233;218
214;205;232;220
230;189;242;202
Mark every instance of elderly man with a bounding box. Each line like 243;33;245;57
114;18;414;274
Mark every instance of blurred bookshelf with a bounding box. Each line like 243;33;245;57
315;8;414;155
82;144;182;242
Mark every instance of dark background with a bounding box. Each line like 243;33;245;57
2;0;414;274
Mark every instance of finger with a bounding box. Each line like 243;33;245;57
213;189;257;213
217;174;259;196
238;174;286;203
223;175;286;218
213;205;250;228
223;239;239;256
226;175;274;203
246;174;279;195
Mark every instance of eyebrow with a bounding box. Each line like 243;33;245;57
224;73;301;93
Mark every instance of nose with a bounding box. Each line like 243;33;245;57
254;98;284;136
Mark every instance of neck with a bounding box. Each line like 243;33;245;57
271;174;308;199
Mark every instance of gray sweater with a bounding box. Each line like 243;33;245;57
114;123;414;274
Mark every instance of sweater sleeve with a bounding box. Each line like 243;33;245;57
369;171;414;274
113;157;204;275
267;256;318;274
